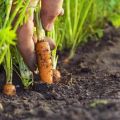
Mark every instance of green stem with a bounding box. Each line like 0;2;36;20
73;0;84;37
14;0;31;31
5;48;12;83
3;0;13;28
75;0;93;42
66;0;72;38
3;0;13;84
8;0;23;26
35;2;45;41
69;0;93;59
73;0;78;35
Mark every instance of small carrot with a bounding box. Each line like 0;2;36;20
3;83;16;96
36;40;53;84
53;69;61;83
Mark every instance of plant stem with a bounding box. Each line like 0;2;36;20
66;0;72;38
3;0;13;84
5;47;12;83
14;0;30;31
3;0;13;28
8;0;23;26
35;2;45;41
69;0;93;59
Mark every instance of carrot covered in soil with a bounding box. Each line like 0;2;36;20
35;3;53;84
36;40;53;84
35;1;63;84
36;39;61;84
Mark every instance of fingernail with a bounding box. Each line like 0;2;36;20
59;9;64;16
46;23;54;31
45;37;56;50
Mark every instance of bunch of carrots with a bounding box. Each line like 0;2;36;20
3;0;61;96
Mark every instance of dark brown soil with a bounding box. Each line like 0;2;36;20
0;25;120;120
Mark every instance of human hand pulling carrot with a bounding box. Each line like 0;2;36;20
17;0;64;72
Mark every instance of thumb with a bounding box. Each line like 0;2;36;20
40;0;63;31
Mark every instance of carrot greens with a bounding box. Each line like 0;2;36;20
0;0;30;86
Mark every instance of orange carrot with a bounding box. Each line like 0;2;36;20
36;40;53;84
3;83;16;96
53;69;61;83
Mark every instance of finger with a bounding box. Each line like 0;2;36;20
16;0;39;72
44;37;56;50
33;36;56;50
17;13;37;72
59;8;64;16
40;0;63;31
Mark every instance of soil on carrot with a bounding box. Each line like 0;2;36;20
0;25;120;120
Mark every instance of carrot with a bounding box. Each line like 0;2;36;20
36;40;61;84
35;2;55;84
3;83;16;96
63;58;70;64
53;69;61;83
36;40;53;84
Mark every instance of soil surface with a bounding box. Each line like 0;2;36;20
0;25;120;120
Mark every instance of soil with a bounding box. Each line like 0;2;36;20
0;25;120;120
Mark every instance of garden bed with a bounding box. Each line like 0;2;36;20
0;25;120;120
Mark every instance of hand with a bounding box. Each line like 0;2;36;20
17;0;63;72
40;0;64;31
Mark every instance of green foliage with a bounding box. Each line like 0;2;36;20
107;0;120;28
14;49;33;89
54;0;94;59
90;100;109;108
109;14;120;27
0;0;30;84
0;0;6;27
53;0;120;59
0;27;15;64
94;0;120;27
0;27;16;46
